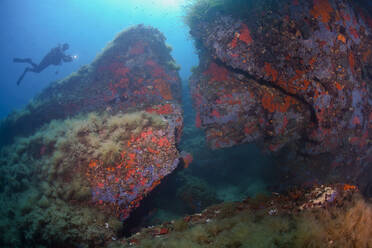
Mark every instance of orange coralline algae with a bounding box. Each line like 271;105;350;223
264;62;279;82
310;0;333;24
146;104;173;115
139;177;148;186
147;147;159;154
89;160;99;168
341;11;351;22
159;228;169;235
181;153;193;169
301;80;311;91
335;82;344;90
126;169;136;180
108;76;130;98
239;24;253;45
262;93;277;113
141;129;153;139
229;24;253;48
195;112;202;128
280;116;289;134
216;93;241;105
308;57;317;67
229;34;239;49
362;49;371;63
204;62;228;82
126;153;137;167
154;79;173;100
158;137;170;147
277;70;311;95
349;27;359;39
211;109;221;118
279;96;296;112
349;131;368;148
115;67;130;77
269;143;280;152
343;184;357;191
146;60;167;78
262;93;296;113
318;40;328;47
348;52;355;74
337;34;346;43
244;124;256;135
352;116;361;125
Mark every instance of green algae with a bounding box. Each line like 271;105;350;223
108;193;372;248
0;110;168;247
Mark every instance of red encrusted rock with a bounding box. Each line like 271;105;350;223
0;24;182;146
0;25;183;221
84;108;182;220
189;0;371;185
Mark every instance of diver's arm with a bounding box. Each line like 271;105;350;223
62;54;73;62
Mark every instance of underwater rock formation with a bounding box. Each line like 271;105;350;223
0;25;183;247
0;24;182;147
110;184;372;248
187;0;372;185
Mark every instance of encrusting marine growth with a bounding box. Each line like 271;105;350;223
186;0;372;189
0;24;184;247
0;110;180;247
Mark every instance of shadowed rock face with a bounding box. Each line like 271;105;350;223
189;0;371;184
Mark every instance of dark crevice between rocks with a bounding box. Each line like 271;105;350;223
358;165;372;200
213;59;319;128
121;161;186;238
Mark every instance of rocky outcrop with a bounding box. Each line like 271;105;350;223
0;25;183;247
0;24;182;147
111;184;369;248
188;0;372;185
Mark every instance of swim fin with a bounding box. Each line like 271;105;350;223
14;58;28;63
16;68;29;86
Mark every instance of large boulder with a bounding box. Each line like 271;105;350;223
188;0;371;185
0;25;183;247
0;24;182;147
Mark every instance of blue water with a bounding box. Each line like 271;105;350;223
0;0;197;120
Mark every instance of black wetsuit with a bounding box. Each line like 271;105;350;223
14;45;73;85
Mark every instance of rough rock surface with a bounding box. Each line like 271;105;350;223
0;25;183;246
111;184;366;248
0;24;182;147
189;0;372;184
85;110;182;221
0;111;181;247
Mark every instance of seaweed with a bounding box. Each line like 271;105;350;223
0;110;172;247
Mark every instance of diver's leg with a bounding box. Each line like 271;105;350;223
13;58;30;63
13;58;38;68
16;67;30;86
30;65;43;73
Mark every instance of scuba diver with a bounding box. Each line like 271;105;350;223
13;43;75;85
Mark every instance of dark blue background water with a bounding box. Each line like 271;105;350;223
0;0;197;120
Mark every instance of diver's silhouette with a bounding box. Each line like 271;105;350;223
13;43;74;85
